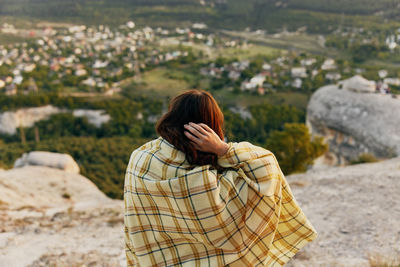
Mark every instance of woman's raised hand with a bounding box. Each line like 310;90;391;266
184;122;229;156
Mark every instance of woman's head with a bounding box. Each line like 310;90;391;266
156;89;224;167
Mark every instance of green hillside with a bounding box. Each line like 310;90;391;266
0;0;399;33
285;0;398;14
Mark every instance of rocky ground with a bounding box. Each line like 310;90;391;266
0;166;125;267
286;157;400;267
1;157;399;266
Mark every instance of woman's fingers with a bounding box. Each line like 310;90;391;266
188;122;209;136
184;124;204;138
184;130;201;144
198;123;213;133
183;124;201;138
184;123;222;153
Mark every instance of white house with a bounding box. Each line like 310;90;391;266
388;42;397;50
23;63;36;73
126;21;135;29
378;70;388;79
192;23;207;30
75;69;88;77
384;78;400;86
241;74;266;91
325;72;341;81
262;63;272;71
13;75;23;85
82;77;96;87
228;70;241;81
301;58;316;66
291;78;302;89
92;60;108;68
241;81;257;91
250;74;266;87
291;67;307;78
321;58;336;70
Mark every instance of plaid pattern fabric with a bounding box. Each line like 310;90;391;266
124;136;317;267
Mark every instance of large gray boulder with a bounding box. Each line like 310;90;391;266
14;151;80;174
307;84;400;165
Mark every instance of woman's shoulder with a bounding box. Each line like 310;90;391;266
130;136;187;164
127;137;160;160
135;136;164;149
126;136;192;180
226;140;274;155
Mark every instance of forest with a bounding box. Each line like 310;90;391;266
0;93;327;199
1;0;399;33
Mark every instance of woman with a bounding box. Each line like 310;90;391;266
124;90;317;267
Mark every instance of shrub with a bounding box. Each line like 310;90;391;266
350;153;379;165
266;123;328;174
62;193;71;199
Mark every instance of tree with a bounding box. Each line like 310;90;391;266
350;42;388;63
266;123;328;174
215;57;229;68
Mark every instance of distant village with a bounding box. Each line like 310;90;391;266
1;21;400;97
0;21;214;96
200;54;400;95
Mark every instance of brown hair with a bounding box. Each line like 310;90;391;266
156;89;224;168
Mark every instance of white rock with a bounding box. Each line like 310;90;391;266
339;75;376;93
0;166;123;266
0;105;61;135
0;106;111;135
0;165;117;210
72;109;111;127
14;151;80;174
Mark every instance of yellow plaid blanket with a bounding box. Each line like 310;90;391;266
124;137;317;266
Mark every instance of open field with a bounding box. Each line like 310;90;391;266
214;44;283;61
221;30;344;59
157;42;283;63
0;33;31;45
213;90;310;110
123;68;192;98
0;16;39;28
121;64;310;110
365;59;400;70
